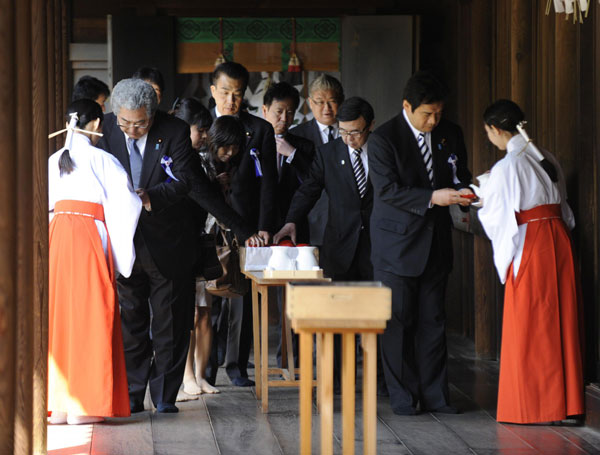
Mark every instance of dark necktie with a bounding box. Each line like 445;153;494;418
128;137;142;188
327;125;335;143
352;149;367;198
418;133;434;186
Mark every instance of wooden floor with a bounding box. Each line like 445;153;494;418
48;334;600;455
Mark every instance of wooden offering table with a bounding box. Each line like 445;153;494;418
286;282;392;455
242;270;331;413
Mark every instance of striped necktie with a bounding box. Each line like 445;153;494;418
418;133;434;186
352;148;367;198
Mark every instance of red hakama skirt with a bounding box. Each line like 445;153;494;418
497;204;584;423
48;200;130;417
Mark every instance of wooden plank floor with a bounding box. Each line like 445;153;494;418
48;334;600;455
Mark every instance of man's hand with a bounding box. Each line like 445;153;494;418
431;188;467;207
258;230;271;245
275;136;296;157
135;188;152;211
457;188;475;207
245;233;266;247
273;222;297;245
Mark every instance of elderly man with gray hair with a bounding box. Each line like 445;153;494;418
98;78;260;413
290;73;344;247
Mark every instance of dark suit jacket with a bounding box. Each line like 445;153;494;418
212;110;278;233
276;131;315;243
286;138;373;278
290;118;323;147
290;118;329;245
368;113;472;277
98;111;253;279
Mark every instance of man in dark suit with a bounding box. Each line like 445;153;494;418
275;97;375;392
98;78;258;413
275;96;374;280
368;71;473;416
208;62;278;386
262;81;315;367
262;81;315;242
289;74;344;247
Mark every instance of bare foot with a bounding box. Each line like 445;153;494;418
199;378;220;394
66;415;104;425
183;380;202;395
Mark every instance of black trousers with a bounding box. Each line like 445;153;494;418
375;237;450;411
118;235;194;407
330;230;374;390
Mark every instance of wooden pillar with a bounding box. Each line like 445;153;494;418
46;0;57;153
0;0;61;452
0;0;18;450
32;0;50;451
461;0;497;360
15;0;34;452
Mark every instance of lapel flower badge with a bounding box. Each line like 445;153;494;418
160;155;179;183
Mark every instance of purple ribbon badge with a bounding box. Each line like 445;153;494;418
447;153;461;185
250;148;263;177
160;155;180;183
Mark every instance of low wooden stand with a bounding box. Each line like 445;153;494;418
242;270;331;413
287;282;392;455
262;269;324;279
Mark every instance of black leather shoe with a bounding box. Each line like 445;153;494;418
393;406;417;416
231;377;255;387
156;403;179;413
429;405;459;414
130;402;144;413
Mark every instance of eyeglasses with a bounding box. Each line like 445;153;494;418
116;118;150;130
310;98;338;107
339;127;368;138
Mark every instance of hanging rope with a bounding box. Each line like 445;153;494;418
287;17;301;73
214;17;227;66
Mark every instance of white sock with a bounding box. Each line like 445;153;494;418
49;411;67;424
66;415;105;425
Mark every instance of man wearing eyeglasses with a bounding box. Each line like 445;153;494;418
275;96;375;393
98;78;260;414
290;74;344;248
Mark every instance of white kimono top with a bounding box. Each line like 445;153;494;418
49;133;142;277
477;134;574;283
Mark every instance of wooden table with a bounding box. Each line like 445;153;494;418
286;282;392;455
242;270;331;413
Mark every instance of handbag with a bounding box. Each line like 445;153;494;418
195;233;223;281
205;229;249;298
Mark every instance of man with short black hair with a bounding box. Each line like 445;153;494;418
368;71;473;416
262;81;315;241
132;66;165;104
72;75;110;112
208;61;278;387
275;96;375;392
275;95;374;282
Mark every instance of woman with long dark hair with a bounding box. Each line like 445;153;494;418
173;98;222;395
478;99;583;424
48;98;142;424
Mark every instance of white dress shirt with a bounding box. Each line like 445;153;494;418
316;119;338;144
